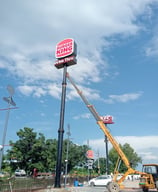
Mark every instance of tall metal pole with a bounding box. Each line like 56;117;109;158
0;85;16;172
64;124;71;187
55;64;67;188
0;103;11;171
105;134;109;174
97;150;100;175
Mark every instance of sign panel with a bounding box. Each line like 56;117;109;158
55;38;77;59
54;55;77;69
86;150;94;159
100;115;114;124
87;159;94;169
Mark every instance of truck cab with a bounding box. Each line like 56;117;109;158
139;164;158;192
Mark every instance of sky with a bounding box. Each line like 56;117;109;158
0;0;158;167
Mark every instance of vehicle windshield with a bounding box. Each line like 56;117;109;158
96;175;110;180
143;165;157;174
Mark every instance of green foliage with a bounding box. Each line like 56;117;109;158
69;167;88;176
108;143;142;173
93;157;107;175
62;140;89;173
6;127;58;173
5;127;89;175
4;127;141;176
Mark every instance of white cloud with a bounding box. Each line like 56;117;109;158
18;85;34;96
104;92;143;103
0;0;157;99
139;151;158;161
2;52;61;83
145;36;158;56
68;56;105;83
73;113;91;120
88;136;158;164
67;82;102;101
17;83;62;99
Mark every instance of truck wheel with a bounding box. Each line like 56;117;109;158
108;182;120;192
142;186;149;192
90;182;95;187
156;181;158;189
107;182;110;191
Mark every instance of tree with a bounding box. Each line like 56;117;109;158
109;143;142;173
62;140;89;173
43;139;57;172
7;127;48;173
93;157;106;175
5;127;89;174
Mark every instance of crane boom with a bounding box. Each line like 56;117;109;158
66;72;143;188
66;72;100;121
66;72;130;167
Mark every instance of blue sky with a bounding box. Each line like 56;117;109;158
0;0;158;166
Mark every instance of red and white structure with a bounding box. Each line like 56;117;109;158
86;150;94;159
100;115;114;124
54;38;77;69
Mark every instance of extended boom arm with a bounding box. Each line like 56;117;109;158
66;72;141;185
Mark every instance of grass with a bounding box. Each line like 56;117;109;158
0;177;53;191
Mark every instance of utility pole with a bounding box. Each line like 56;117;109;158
64;124;71;187
104;134;109;174
0;85;16;171
97;150;100;175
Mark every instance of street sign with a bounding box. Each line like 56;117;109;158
87;159;94;169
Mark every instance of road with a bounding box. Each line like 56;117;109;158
63;186;141;192
40;186;142;192
39;180;143;192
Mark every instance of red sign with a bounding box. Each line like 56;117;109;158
86;150;94;159
54;55;77;69
55;38;77;59
100;115;114;124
